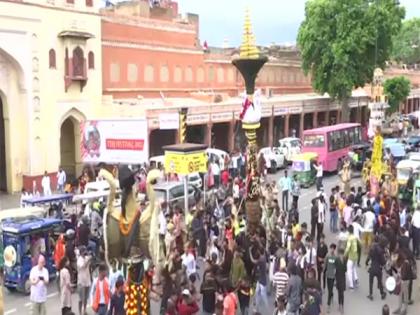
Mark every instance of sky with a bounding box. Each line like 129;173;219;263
176;0;420;47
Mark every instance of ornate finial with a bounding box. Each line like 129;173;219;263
239;8;260;59
372;67;386;103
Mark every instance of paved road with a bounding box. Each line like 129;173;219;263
2;172;420;315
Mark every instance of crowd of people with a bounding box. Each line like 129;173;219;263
24;148;420;315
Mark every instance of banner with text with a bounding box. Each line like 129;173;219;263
81;119;149;164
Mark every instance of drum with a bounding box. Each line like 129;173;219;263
385;276;396;293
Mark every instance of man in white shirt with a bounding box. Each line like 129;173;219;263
57;167;66;193
362;208;375;254
211;162;221;187
314;161;323;191
77;246;92;315
181;248;197;278
29;255;49;315
412;207;420;259
317;195;326;242
41;171;52;196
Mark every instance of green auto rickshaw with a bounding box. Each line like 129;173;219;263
291;152;318;188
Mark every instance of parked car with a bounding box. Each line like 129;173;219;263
206;148;229;169
179;172;203;189
258;147;286;173
406;135;420;152
278;137;302;163
153;181;199;210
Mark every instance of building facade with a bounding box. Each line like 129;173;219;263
0;0;102;193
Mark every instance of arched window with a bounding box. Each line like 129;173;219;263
72;47;84;77
88;51;94;69
49;49;56;69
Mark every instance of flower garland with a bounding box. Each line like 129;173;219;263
119;209;141;236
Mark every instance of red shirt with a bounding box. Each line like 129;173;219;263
176;299;199;315
221;170;230;186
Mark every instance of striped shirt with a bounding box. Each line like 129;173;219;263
272;271;289;299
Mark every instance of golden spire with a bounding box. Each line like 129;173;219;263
239;8;260;59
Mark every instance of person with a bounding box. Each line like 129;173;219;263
362;206;376;254
310;198;318;239
272;258;289;301
393;250;413;315
286;264;302;315
211;161;221;188
200;261;218;315
237;278;251;315
59;257;72;315
412;206;420;259
314;161;323;191
223;284;238;315
41;171;52;196
109;259;124;294
230;248;246;288
274;296;287;315
344;225;359;290
335;248;347;314
382;304;390;315
291;175;301;208
249;246;268;312
329;188;338;233
176;289;199;315
324;243;337;313
279;170;292;212
107;278;125;315
90;264;111;315
77;246;92;315
316;234;328;287
366;236;386;301
301;269;322;315
57;167;67;193
317;195;326;242
29;255;49;315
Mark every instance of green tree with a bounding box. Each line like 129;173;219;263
383;76;411;113
392;18;420;65
297;0;405;121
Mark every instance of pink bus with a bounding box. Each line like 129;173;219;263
301;123;362;172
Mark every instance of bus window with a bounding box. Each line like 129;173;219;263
328;132;334;151
348;128;355;145
355;127;361;143
303;134;325;147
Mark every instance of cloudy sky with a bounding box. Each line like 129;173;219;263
176;0;420;47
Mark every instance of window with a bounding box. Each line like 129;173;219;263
160;65;169;82
174;66;182;83
185;66;193;82
303;134;325;147
144;65;154;83
196;67;204;83
208;66;215;81
217;67;224;83
110;63;120;83
65;48;69;76
88;52;94;69
127;64;138;83
49;49;56;69
86;0;93;6
354;127;361;144
72;47;84;77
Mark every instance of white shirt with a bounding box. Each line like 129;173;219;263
181;252;197;277
412;210;420;228
305;247;317;266
318;201;326;223
211;163;220;176
315;164;323;177
159;211;167;235
41;176;50;191
363;211;376;232
57;170;66;185
29;266;49;303
352;222;363;240
233;184;240;199
77;255;92;287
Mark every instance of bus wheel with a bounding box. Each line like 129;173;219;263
22;279;31;295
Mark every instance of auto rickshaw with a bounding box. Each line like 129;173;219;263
291;152;318;188
3;217;62;294
348;142;372;172
396;159;420;201
412;171;420;209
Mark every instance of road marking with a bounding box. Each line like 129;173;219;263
47;292;58;298
5;309;17;314
24;302;31;307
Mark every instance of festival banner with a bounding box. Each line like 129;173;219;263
80;119;149;164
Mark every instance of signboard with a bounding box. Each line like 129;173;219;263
303;105;316;113
81;119;149;164
211;112;233;123
289;106;303;114
187;114;210;125
164;150;207;175
274;107;288;116
159;113;179;130
261;106;272;117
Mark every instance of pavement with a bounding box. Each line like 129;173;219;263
1;171;420;315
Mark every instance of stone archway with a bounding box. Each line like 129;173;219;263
59;108;85;180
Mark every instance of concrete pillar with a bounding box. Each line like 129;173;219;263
300;112;304;138
227;121;234;152
325;110;330;126
205;123;212;147
268;116;274;147
284;114;290;137
313;111;318;128
357;106;362;122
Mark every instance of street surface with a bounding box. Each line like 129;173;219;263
1;171;420;315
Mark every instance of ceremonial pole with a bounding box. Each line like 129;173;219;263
232;9;267;234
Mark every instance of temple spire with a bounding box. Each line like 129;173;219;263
239;8;260;59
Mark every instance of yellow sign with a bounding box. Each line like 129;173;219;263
164;150;208;175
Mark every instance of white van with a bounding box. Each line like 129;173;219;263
278;137;302;163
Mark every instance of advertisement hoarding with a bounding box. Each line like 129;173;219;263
81;119;149;164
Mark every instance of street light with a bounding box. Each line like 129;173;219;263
232;9;267;234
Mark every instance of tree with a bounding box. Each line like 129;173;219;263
391;18;420;66
383;76;411;113
297;0;405;121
